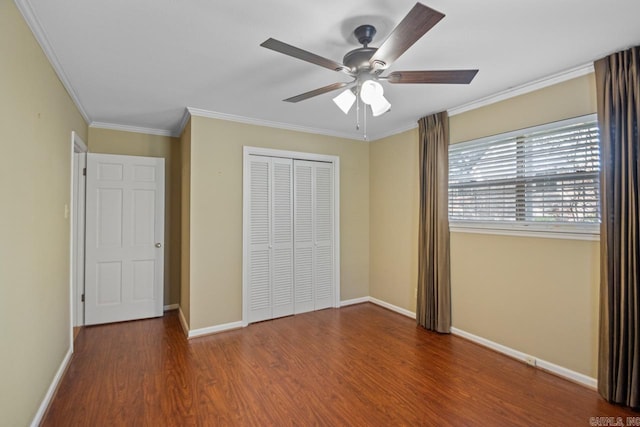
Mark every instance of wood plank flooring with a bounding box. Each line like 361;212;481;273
42;303;637;426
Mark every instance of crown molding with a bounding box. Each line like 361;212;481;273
448;63;594;117
176;108;191;137
90;122;175;137
14;0;91;125
90;60;595;142
186;107;362;141
92;60;596;142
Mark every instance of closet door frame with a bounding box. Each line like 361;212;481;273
242;146;340;327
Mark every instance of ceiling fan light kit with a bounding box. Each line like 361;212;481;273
261;2;478;138
332;88;356;114
332;80;390;117
359;80;391;117
370;96;392;118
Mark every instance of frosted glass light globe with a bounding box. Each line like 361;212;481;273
359;80;384;105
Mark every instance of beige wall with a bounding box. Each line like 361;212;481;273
186;116;369;329
450;233;599;376
180;119;191;326
88;128;181;306
0;0;88;425
370;74;600;377
170;133;182;306
370;128;420;311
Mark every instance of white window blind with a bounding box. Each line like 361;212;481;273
448;115;600;227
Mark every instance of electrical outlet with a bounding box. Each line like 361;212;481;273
525;356;537;367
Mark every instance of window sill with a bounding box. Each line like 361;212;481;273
449;222;600;241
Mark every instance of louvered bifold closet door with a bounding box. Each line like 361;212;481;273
294;160;334;313
248;156;272;323
270;158;294;319
247;156;294;323
294;161;315;314
313;162;334;310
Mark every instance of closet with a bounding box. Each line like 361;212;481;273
244;150;336;324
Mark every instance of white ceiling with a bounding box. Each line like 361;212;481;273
18;0;640;140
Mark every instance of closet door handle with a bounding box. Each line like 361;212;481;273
268;244;273;249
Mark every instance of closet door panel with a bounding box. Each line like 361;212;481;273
314;246;333;308
294;247;313;314
248;249;271;322
294;161;314;314
271;158;294;318
247;157;272;323
314;163;334;310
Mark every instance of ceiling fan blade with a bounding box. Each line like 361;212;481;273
284;82;350;103
369;3;445;70
387;70;479;84
261;38;352;75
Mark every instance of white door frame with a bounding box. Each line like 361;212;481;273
70;131;87;345
242;146;341;327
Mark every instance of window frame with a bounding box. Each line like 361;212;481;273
448;114;600;240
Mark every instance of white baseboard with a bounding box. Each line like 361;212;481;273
451;327;529;362
188;321;244;338
340;297;370;306
30;347;73;427
342;296;418;321
177;306;189;338
450;327;597;390
535;358;597;390
360;297;597;390
176;306;244;339
163;303;179;311
369;297;417;319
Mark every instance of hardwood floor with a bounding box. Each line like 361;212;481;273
43;303;636;426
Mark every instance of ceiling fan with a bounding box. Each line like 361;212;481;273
260;2;478;119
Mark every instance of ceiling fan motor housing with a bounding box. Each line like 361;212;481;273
342;24;378;73
343;47;377;73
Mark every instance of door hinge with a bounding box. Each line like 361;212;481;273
83;167;86;176
81;294;85;302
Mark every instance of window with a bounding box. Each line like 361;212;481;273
448;115;600;237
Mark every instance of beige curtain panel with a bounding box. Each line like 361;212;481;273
416;112;451;333
595;45;640;408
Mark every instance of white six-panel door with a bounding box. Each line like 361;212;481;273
84;153;165;325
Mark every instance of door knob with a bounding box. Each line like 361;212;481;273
155;243;162;248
